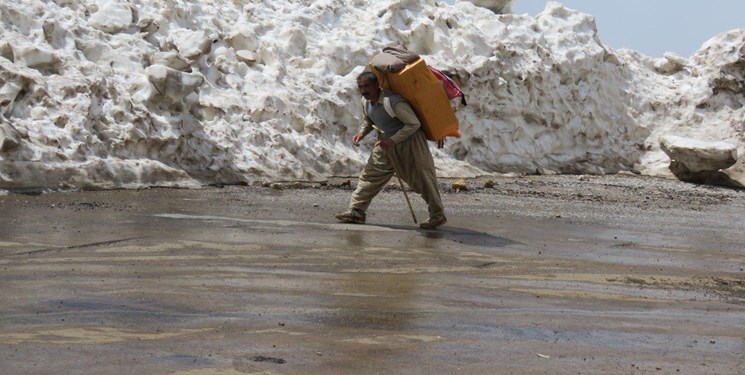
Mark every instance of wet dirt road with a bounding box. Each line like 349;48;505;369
1;175;744;374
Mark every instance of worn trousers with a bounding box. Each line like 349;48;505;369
349;130;445;220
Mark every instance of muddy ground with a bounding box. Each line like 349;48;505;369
0;174;744;374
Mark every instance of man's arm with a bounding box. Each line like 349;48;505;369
388;101;421;144
358;115;374;138
353;115;374;146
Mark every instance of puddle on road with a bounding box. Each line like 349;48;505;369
154;213;405;232
92;241;264;254
154;214;516;249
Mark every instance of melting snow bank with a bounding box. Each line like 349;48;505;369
0;0;742;190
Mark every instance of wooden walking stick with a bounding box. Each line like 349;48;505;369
373;126;417;224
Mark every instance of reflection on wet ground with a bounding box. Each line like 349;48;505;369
309;272;420;331
0;187;744;374
385;224;520;248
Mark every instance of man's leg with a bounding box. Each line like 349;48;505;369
417;167;446;223
346;146;395;215
394;131;446;228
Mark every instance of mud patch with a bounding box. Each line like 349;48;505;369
232;354;286;373
505;273;745;305
618;275;745;304
510;288;668;303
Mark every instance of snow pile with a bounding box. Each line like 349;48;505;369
460;0;514;14
622;30;745;177
0;0;742;190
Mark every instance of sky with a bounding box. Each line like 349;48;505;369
446;1;745;57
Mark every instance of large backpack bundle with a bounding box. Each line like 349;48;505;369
369;43;464;147
428;66;467;106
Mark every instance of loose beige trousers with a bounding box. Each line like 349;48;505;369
350;130;445;221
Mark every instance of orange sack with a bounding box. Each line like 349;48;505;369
370;58;460;143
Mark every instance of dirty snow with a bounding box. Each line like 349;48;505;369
0;0;742;190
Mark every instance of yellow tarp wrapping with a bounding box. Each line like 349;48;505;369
370;58;460;142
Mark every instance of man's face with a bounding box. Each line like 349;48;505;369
357;78;379;101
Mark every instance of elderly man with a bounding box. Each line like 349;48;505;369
335;71;446;230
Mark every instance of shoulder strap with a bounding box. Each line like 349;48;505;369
382;97;396;118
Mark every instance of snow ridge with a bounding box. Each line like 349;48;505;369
0;0;742;190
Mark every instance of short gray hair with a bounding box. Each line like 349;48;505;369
357;71;378;84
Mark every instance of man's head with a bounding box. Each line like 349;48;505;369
357;71;381;102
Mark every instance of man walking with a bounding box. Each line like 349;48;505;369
335;72;447;230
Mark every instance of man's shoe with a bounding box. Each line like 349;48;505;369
419;216;447;230
335;209;366;224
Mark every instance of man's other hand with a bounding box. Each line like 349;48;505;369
352;132;365;147
376;139;394;149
